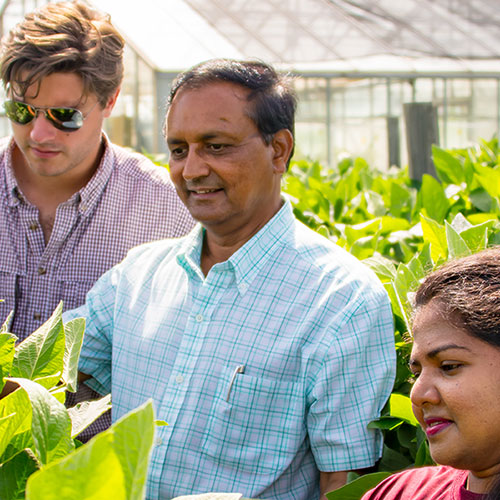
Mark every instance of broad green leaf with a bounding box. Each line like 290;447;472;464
48;384;67;404
445;222;471;259
420;214;447;262
0;429;33;465
379;216;411;234
11;378;74;465
389;393;418;426
415;439;434;467
449;212;472;233
0;386;32;459
397;423;418;453
389;280;411;333
460;221;494;253
11;303;65;383
326;472;392;500
432;145;465;185
0;449;40;500
309;177;337;204
26;400;155;500
390;183;412;218
406;254;426;282
349;235;378;260
419;174;449;223
392;263;420;332
474;163;500;199
367;416;404;431
33;372;63;391
68;394;112;438
364;191;386;216
467;213;499;225
379;444;412;471
62;318;85;393
0;311;14;333
113;400;155;500
416;242;434;273
469;188;494;212
344;219;381;247
25;432;125;500
0;333;16;393
363;255;397;283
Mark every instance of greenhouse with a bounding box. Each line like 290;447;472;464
1;0;499;169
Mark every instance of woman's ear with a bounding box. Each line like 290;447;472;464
271;129;294;174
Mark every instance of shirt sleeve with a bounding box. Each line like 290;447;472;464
63;264;121;396
307;280;396;471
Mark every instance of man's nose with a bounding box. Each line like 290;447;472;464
29;111;58;143
182;148;209;180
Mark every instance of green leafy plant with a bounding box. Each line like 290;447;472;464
0;304;156;500
285;138;500;499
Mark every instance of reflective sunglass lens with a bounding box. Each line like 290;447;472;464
3;101;85;131
4;101;35;124
47;108;83;129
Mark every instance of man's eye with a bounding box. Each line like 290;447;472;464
207;144;227;152
170;147;186;158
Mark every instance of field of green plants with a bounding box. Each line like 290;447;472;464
1;137;500;499
284;137;500;498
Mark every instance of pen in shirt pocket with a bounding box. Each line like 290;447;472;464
226;364;245;402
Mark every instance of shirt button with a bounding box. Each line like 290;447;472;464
240;283;248;292
155;437;163;446
29;222;38;230
33;313;41;321
195;314;203;322
38;267;47;275
175;374;184;384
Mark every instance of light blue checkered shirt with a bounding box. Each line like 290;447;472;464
67;200;395;500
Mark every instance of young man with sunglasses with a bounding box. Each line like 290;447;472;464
0;1;194;440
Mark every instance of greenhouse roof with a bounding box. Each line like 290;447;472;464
93;0;500;76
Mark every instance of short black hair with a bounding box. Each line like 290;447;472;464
167;58;297;166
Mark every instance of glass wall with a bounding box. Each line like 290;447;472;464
105;45;157;153
294;75;500;170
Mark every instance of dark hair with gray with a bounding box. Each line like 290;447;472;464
167;58;297;166
414;248;500;349
0;0;124;107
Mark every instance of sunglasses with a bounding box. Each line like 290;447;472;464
3;100;96;132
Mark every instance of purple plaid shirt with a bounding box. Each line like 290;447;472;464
0;135;195;439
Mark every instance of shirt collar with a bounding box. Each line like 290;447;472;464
177;199;295;294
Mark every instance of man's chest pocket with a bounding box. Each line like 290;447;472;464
60;279;96;312
201;365;306;475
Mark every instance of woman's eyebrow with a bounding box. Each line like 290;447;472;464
410;344;472;366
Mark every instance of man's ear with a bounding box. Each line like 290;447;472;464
102;87;121;118
271;129;294;174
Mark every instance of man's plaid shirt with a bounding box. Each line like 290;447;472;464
0;135;195;439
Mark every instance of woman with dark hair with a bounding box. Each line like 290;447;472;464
362;248;500;500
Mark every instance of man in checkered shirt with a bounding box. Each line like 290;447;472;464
0;1;194;441
69;59;396;500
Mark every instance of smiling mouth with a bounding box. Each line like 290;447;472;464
189;187;223;196
192;188;219;193
424;418;453;437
